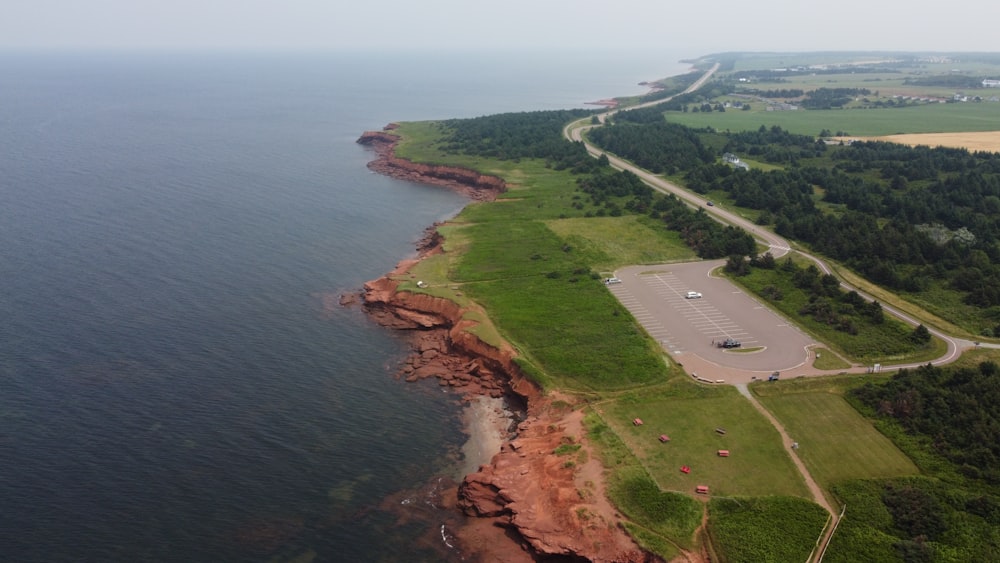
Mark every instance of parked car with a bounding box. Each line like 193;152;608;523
604;277;622;285
685;291;702;299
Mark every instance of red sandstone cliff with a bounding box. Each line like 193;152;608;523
360;268;656;562
355;126;658;562
357;129;506;201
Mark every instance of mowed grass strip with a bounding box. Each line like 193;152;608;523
600;387;811;498
757;391;918;487
545;215;697;272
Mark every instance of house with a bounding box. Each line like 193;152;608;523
633;418;643;426
983;79;1000;88
696;485;709;494
722;153;750;171
718;450;730;457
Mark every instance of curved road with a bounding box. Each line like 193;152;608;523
564;64;970;374
563;64;979;562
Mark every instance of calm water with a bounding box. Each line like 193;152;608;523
0;49;691;562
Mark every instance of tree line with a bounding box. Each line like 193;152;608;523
587;119;1000;321
435;110;753;259
852;361;1000;484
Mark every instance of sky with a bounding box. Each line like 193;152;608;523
2;0;996;54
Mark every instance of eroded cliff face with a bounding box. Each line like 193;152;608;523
355;126;657;562
357;129;506;201
361;277;528;401
360;272;655;562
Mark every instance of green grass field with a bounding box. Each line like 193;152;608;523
755;391;918;488
709;496;829;563
585;410;703;552
732;263;948;364
663;102;1000;137
545;215;697;272
598;383;811;498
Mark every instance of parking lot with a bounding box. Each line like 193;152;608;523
607;261;818;378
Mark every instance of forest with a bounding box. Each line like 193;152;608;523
824;361;1000;561
852;361;1000;483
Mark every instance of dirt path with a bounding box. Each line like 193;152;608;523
734;383;838;562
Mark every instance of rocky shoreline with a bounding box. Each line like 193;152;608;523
352;127;660;562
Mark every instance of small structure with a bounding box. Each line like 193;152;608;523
658;434;671;443
632;418;644;426
695;485;709;495
718;449;730;457
680;465;691;474
715;427;727;435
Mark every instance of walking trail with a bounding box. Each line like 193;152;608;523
735;383;839;562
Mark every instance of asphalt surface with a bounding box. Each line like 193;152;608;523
609;262;819;383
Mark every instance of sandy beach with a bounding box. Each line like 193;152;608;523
457;396;515;479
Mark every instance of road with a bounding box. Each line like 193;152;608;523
563;63;971;373
562;63;978;562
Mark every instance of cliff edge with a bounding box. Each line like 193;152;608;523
355;126;658;562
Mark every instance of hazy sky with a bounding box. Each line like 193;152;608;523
2;0;996;53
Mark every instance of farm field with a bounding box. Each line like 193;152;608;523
865;130;1000;152
597;385;812;498
754;389;918;488
663;101;1000;138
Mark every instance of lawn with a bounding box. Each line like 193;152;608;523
545;215;697;272
598;383;811;498
755;391;918;488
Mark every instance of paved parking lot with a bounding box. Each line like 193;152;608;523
607;261;818;379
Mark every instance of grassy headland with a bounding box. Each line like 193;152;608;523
374;51;1000;560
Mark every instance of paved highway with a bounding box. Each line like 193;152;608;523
564;65;971;375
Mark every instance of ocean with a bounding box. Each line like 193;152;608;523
0;49;691;562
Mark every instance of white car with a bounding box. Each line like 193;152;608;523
685;291;702;299
604;277;622;285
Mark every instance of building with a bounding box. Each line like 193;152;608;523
722;153;750;171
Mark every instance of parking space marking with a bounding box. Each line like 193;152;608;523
639;271;754;344
607;282;682;351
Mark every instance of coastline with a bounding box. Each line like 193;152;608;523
352;128;659;562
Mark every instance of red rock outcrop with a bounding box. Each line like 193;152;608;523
355;127;657;562
360;264;656;561
357;127;506;201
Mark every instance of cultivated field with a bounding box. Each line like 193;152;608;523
664;102;1000;138
866;130;1000;152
